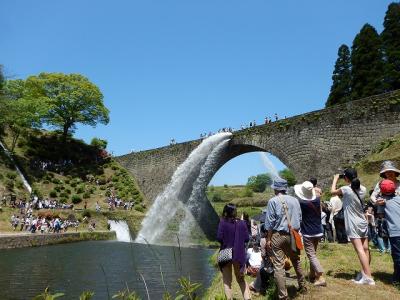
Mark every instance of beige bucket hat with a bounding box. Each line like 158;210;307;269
294;181;316;201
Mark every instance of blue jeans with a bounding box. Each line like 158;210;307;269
389;236;400;284
377;236;391;252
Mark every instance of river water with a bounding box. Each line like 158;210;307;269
0;241;215;299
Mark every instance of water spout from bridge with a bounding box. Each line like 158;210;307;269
135;132;232;245
178;139;230;244
259;152;280;181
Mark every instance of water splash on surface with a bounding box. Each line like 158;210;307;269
108;220;132;242
135;133;232;245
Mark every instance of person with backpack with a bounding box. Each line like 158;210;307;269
376;179;400;285
294;181;326;287
331;168;374;285
371;161;400;205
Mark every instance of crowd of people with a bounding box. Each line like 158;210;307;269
216;160;400;300
10;214;79;233
2;194;74;211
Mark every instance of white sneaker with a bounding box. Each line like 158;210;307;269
354;275;375;286
351;271;362;282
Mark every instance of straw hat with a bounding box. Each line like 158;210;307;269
294;181;316;201
380;160;400;178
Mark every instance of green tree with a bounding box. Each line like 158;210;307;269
381;2;400;91
26;73;110;142
350;24;385;100
2;79;47;151
91;137;108;149
279;169;297;187
247;173;271;192
326;44;352;107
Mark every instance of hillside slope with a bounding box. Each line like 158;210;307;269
0;130;148;234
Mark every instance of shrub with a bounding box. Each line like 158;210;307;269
59;197;68;204
211;193;223;202
76;185;85;194
54;186;62;192
97;177;107;185
42;180;50;184
240;187;254;198
59;192;69;198
83;192;90;199
72;195;82;204
6;180;14;190
70;182;77;188
134;205;145;212
224;184;228;188
82;210;91;218
100;186;106;190
112;176;119;182
0;173;3;180
65;179;70;184
6;172;17;180
16;180;24;189
52;178;61;184
49;190;58;198
65;188;72;194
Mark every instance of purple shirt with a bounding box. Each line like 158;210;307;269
217;218;249;272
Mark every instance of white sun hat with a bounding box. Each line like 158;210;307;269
294;181;316;201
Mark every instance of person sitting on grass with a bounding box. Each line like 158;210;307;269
246;241;263;277
249;224;274;296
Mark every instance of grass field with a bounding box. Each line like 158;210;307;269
204;242;400;300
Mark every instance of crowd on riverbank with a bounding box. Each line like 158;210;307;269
216;160;400;299
10;214;79;233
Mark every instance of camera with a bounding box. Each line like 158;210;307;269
338;174;345;179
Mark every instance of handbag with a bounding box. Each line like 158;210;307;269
333;208;344;222
217;221;237;265
279;196;304;253
217;247;233;264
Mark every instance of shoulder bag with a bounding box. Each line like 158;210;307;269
279;196;303;253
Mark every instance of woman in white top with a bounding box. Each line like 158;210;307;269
331;168;374;285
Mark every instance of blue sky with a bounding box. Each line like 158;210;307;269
1;0;394;185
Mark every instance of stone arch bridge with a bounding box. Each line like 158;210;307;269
116;91;400;240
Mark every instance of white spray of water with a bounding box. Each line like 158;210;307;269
0;141;32;194
108;220;132;242
178;139;230;243
135;132;232;244
259;152;280;180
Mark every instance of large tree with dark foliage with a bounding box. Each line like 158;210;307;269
326;44;352;107
381;2;400;91
350;24;385;100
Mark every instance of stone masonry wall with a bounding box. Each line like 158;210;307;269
0;231;116;250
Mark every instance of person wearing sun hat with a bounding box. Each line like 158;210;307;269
264;178;306;299
294;181;326;287
371;160;400;205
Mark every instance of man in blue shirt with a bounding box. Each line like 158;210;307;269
265;178;306;300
